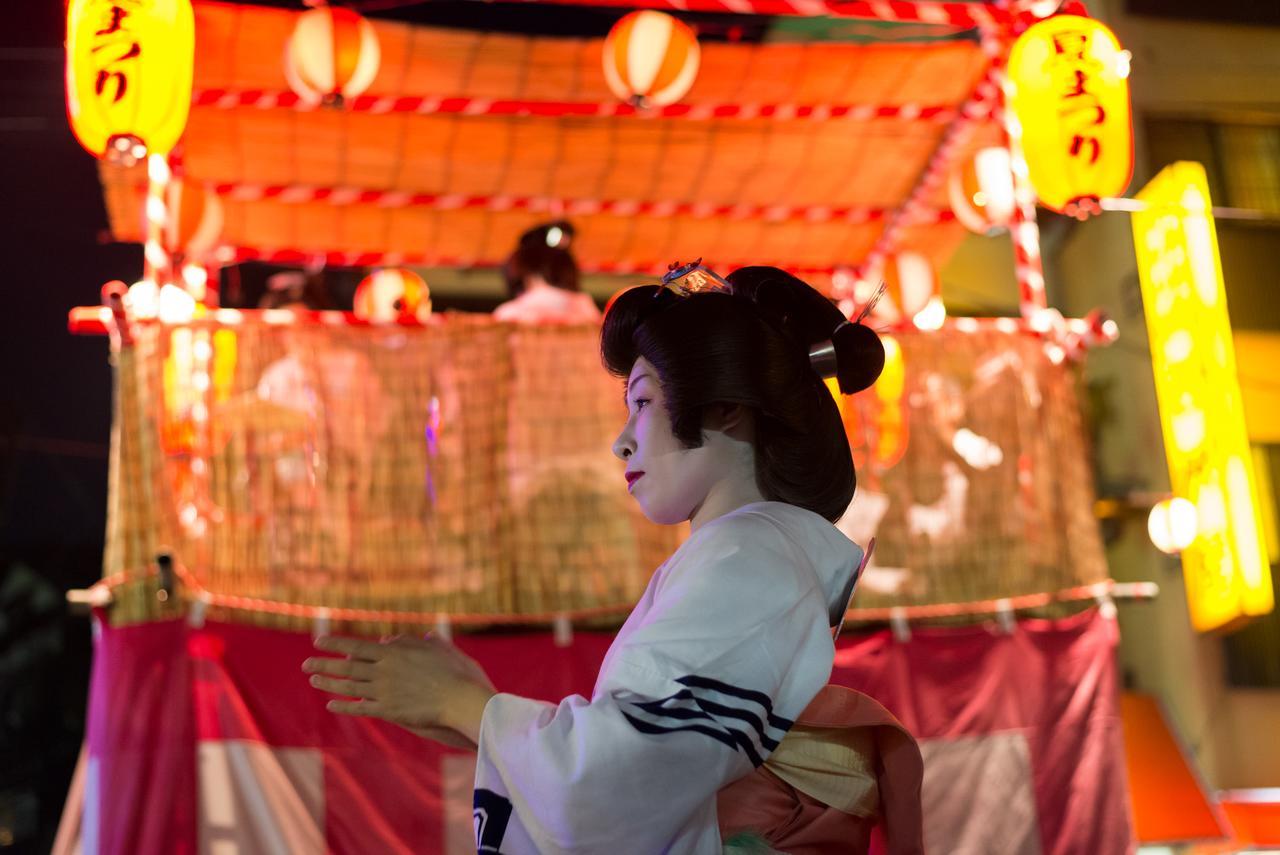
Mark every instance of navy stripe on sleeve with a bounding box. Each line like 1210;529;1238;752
619;674;797;766
633;690;781;751
621;712;766;768
675;675;795;731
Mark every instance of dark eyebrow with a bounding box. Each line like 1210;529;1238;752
624;372;653;403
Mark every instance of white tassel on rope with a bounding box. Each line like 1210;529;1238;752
890;607;911;643
312;607;331;641
995;598;1016;635
553;613;573;648
1093;583;1118;620
434;614;453;643
187;590;212;629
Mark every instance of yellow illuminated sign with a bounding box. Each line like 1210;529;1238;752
1132;162;1275;633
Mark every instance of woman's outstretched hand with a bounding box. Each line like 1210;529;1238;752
303;634;496;749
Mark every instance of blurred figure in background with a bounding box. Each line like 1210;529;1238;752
493;221;602;324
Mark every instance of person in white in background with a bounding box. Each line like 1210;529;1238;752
304;266;921;854
492;221;602;325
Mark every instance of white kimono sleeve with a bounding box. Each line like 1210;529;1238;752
471;516;835;854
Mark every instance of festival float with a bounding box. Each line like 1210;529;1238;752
57;1;1242;851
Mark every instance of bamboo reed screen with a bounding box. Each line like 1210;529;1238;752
102;315;1106;630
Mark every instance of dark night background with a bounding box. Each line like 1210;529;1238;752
3;3;127;850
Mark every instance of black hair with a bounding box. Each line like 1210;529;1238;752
503;222;581;297
601;266;882;523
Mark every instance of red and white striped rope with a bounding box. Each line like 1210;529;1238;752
142;155;171;286
222;246;850;278
193;88;963;123
201;179;953;226
69;302;1113;344
979;21;1048;320
855;67;1000;280
489;0;1004;28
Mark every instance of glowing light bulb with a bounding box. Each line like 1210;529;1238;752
1148;497;1197;553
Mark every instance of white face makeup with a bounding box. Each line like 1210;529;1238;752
611;358;723;526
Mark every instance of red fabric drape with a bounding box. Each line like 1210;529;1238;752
73;608;1132;854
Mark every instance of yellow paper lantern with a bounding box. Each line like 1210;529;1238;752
285;7;381;107
65;0;194;163
948;147;1016;235
355;269;431;323
1008;15;1134;215
603;11;700;108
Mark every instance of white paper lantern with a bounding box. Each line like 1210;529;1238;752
602;11;700;108
285;7;380;107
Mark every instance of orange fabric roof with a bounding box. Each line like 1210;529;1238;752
99;1;1001;280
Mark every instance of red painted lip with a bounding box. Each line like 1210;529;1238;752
625;471;645;487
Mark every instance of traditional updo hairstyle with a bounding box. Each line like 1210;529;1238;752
502;221;581;298
600;266;884;523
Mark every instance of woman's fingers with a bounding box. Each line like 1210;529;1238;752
313;635;383;659
302;656;374;680
326;699;381;717
308;673;376;699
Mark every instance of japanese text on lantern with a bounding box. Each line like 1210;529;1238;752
1131;162;1275;633
91;0;143;104
1008;15;1133;214
65;0;193;160
1050;29;1106;168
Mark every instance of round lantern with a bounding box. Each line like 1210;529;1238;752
1148;497;1197;554
864;252;945;329
355;269;431;323
1008;15;1134;215
285;7;381;107
65;0;194;164
948;147;1016;235
164;179;223;266
602;11;700;108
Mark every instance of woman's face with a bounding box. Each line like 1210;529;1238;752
612;357;721;525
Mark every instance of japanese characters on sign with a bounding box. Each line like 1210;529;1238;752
1131;162;1275;633
1008;15;1134;216
66;0;193;162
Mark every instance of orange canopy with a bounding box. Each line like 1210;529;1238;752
97;1;1002;283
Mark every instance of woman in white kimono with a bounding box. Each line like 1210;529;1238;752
304;264;901;853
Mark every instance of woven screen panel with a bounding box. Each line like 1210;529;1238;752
839;330;1108;610
103;318;1106;630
